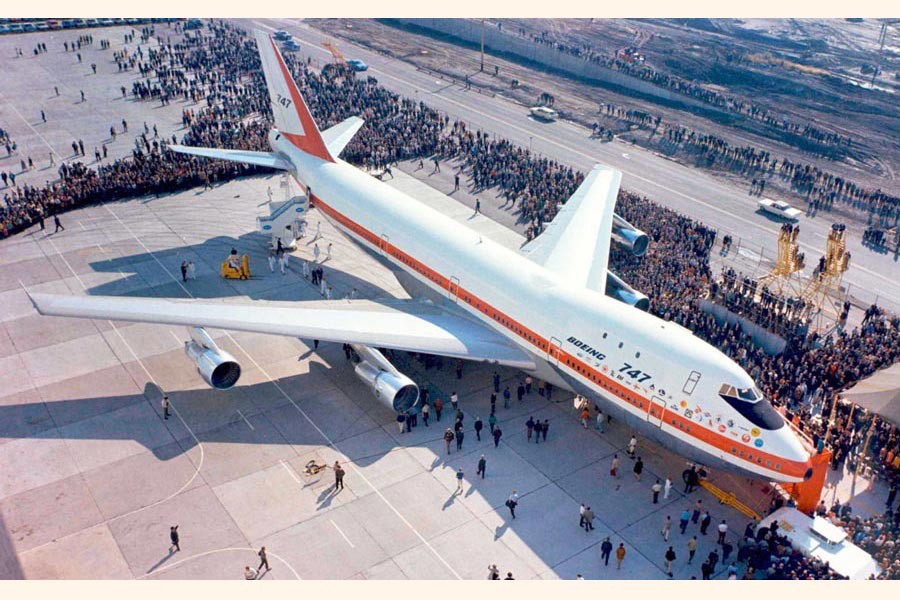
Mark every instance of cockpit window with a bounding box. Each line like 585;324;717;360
737;386;763;402
718;384;784;430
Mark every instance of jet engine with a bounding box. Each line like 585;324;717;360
611;214;649;257
350;344;419;413
605;272;650;311
183;327;242;390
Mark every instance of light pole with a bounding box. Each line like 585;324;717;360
480;19;485;72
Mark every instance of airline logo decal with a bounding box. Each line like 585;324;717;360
742;434;751;443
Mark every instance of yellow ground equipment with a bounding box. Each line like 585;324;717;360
222;254;251;280
699;480;762;521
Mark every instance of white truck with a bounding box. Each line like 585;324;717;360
758;198;802;221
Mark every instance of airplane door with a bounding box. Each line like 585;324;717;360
448;276;459;303
380;234;389;257
547;337;562;366
648;396;666;428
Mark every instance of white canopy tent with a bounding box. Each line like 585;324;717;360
841;363;900;426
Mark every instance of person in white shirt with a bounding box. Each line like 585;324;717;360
313;243;320;263
267;249;276;272
187;261;196;280
244;566;258;580
278;253;287;275
664;476;673;499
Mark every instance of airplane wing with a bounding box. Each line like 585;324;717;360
167;145;291;170
322;117;365;158
520;165;621;293
29;293;535;370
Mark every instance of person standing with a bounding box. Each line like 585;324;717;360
661;515;671;541
456;359;463;380
488;412;497;433
524;375;533;394
692;499;703;524
456;428;465;451
627;435;637;458
610;454;620;478
583;506;594;532
526;416;535;442
456;467;464;493
434;398;443;422
679;507;691;534
334;461;345;490
664;476;673;500
487;564;499;580
327;242;332;260
600;537;613;566
421;402;430;427
450;391;458;412
633;456;644;481
652;479;662;504
443;428;454;454
579;503;587;528
506;490;518;519
596;409;604;432
700;510;712;535
268;249;276;272
492;426;502;448
502;386;510;408
492;371;500;393
465;415;478;441
701;559;712;580
664;546;676;577
169;525;180;552
257;546;270;572
477;454;486;479
541;419;549;442
581;406;590;429
161;395;170;420
181;260;188;282
516;382;525;402
687;536;698;563
187;261;196;280
717;520;728;545
54;215;64;232
615;543;626;570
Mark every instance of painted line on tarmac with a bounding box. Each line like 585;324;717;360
330;519;356;548
138;546;301;580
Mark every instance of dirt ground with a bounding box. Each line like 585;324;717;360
309;18;899;212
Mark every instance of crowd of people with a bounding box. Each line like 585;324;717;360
2;21;899;577
503;22;852;156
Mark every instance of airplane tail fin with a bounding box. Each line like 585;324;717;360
254;30;334;163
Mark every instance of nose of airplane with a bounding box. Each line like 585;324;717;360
778;425;814;478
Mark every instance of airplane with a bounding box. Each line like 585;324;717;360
29;31;813;484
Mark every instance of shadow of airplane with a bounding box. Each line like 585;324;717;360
83;230;398;302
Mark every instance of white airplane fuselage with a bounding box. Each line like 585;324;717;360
268;130;812;483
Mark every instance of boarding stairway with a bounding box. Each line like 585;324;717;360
256;173;309;250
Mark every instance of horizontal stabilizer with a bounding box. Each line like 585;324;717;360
322;116;365;158
167;145;290;170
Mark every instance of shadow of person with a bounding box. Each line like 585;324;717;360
146;547;177;574
442;490;460;511
493;521;509;541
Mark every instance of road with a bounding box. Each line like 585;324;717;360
247;18;900;312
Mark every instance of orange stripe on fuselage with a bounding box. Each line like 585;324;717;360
309;192;809;480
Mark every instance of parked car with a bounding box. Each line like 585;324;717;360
529;106;559;122
282;40;301;52
22;23;36;32
757;198;803;221
347;59;368;72
273;30;291;41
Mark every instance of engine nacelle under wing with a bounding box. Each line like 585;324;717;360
350;344;419;413
612;214;649;257
184;327;242;389
605;271;650;311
